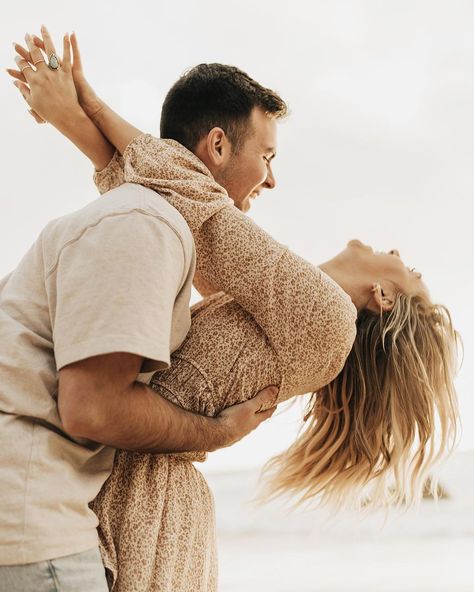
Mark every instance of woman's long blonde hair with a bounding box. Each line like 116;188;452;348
260;293;461;510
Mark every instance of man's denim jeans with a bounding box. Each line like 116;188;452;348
0;547;108;591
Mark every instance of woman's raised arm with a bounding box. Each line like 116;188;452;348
8;28;115;171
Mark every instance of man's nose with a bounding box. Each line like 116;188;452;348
389;249;400;257
263;167;276;190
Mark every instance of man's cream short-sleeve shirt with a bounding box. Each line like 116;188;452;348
0;183;195;565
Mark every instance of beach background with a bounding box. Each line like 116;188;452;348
1;1;473;590
203;450;474;592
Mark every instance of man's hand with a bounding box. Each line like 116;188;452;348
213;386;279;450
58;352;279;454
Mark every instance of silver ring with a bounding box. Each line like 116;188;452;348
48;53;60;70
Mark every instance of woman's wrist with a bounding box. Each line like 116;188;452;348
54;105;90;135
90;102;143;155
85;97;106;125
56;107;115;171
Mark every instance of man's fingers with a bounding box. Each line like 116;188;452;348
256;405;277;422
6;68;27;83
252;386;279;412
70;32;83;72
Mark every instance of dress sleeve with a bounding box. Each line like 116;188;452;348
121;134;356;396
93;151;126;195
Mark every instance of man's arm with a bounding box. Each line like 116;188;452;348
59;352;278;453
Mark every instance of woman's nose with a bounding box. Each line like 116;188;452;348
389;249;400;257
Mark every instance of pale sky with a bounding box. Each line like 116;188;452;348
1;0;473;473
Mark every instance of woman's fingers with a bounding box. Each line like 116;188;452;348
6;68;27;83
28;109;46;124
70;32;83;73
32;35;46;51
39;25;58;61
13;81;45;123
24;33;47;69
13;42;32;63
13;80;31;104
14;55;33;82
62;33;72;71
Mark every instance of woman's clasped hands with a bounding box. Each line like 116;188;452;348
7;25;104;128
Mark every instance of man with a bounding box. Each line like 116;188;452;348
2;29;287;589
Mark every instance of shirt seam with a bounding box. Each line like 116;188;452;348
20;421;36;566
45;209;190;281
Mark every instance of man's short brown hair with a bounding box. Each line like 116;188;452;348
160;63;288;153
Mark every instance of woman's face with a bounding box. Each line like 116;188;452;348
344;239;427;297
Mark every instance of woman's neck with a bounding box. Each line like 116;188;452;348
319;261;369;312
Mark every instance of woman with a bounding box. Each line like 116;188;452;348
9;30;460;592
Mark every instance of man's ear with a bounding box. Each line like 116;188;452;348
369;283;395;313
194;127;233;174
205;127;232;167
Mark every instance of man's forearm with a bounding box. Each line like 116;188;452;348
86;381;223;453
59;353;277;454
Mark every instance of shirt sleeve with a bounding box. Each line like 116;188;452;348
93;150;126;195
49;210;186;371
120;134;357;396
